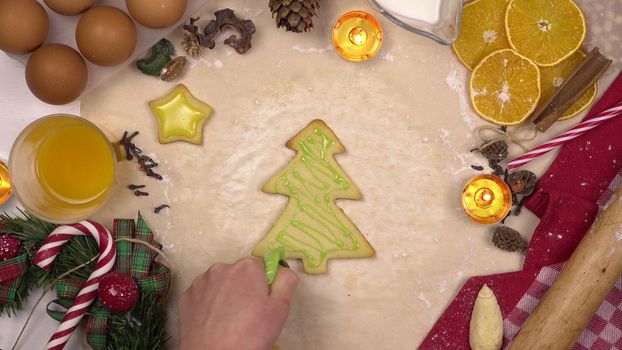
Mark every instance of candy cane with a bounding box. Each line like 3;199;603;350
33;221;116;350
508;101;622;170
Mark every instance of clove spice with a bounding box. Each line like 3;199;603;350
469;130;539;219
471;165;484;171
154;204;170;214
119;131;164;180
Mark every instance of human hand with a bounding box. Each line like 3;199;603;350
179;257;299;350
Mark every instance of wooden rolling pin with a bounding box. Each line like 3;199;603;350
509;184;622;349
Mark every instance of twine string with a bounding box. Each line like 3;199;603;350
12;254;100;350
115;237;173;273
476;124;538;152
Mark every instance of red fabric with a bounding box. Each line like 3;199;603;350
421;269;540;348
420;71;622;350
523;71;622;269
0;254;28;282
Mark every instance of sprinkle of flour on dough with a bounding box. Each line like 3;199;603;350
418;292;432;308
445;68;478;131
292;45;332;54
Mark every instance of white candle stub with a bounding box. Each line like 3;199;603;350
374;0;442;24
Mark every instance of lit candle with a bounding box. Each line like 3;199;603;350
0;160;12;205
461;174;512;224
332;11;383;62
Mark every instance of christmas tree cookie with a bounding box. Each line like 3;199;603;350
252;120;374;274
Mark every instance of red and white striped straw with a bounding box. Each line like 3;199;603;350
508;101;622;170
33;221;116;350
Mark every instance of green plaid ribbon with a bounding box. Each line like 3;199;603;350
0;253;28;305
86;303;111;350
55;277;85;299
48;215;171;350
46;298;73;321
113;219;134;274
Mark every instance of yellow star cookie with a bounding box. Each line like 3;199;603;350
252;120;375;274
149;84;213;144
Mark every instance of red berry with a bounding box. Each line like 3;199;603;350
0;234;21;261
98;272;139;313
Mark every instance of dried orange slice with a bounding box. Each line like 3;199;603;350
505;0;586;66
538;50;597;121
470;49;540;125
452;0;510;70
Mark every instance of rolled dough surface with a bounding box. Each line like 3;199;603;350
82;0;621;348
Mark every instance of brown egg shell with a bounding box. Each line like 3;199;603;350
0;0;49;55
76;6;137;66
126;0;187;29
25;44;88;105
43;0;95;16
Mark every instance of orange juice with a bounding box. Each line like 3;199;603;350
36;124;115;204
10;115;118;223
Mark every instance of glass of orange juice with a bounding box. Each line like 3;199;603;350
9;114;120;224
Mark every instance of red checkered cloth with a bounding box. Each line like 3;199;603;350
420;71;622;349
502;169;622;349
597;169;622;207
503;263;622;349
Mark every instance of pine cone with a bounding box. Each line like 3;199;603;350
182;34;201;59
269;0;319;33
480;140;509;163
492;226;528;253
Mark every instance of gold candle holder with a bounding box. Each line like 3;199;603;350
462;174;512;224
0;160;11;206
332;10;383;62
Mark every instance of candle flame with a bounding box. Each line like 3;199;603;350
348;27;368;46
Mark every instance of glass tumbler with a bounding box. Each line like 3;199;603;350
9;114;121;224
367;0;463;44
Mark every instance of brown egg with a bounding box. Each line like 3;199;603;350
126;0;187;29
43;0;94;16
0;0;48;54
26;44;88;105
76;6;137;66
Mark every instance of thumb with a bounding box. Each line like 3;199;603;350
270;266;299;305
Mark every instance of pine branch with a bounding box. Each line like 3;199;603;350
0;209;57;316
106;291;169;350
0;208;57;246
1;211;170;350
0;209;99;315
51;235;99;282
1;209;99;283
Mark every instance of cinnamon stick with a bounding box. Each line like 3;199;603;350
531;47;612;132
